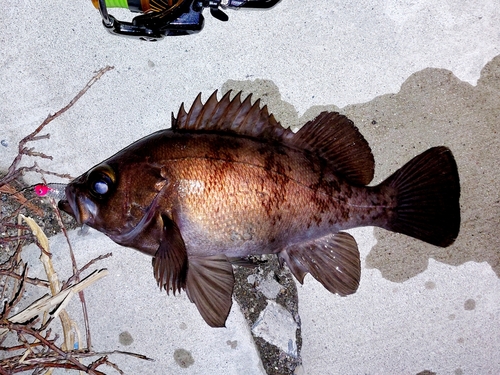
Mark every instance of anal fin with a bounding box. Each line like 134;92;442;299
279;232;361;296
185;255;234;328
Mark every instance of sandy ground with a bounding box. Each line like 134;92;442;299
1;0;499;374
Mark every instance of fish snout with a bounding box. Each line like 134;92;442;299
58;184;98;226
58;183;79;221
58;199;74;218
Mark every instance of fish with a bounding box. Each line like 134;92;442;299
58;90;460;327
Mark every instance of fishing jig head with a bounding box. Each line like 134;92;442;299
34;183;67;201
34;183;90;235
92;0;281;41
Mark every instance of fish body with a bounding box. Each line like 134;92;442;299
59;91;460;327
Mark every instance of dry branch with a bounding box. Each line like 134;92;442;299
0;66;150;374
0;65;114;189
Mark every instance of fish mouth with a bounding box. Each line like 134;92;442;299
58;199;75;219
58;186;97;226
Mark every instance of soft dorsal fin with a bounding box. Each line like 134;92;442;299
173;91;374;185
291;112;375;185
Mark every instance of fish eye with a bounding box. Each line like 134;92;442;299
87;164;116;198
93;179;110;195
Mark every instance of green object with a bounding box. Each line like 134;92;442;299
105;0;128;9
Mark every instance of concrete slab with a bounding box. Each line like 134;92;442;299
1;0;499;374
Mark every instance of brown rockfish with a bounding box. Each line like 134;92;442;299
59;91;460;327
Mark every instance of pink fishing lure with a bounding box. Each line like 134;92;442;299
34;183;67;200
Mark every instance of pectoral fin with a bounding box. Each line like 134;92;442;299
152;215;188;295
185;255;234;328
279;232;361;296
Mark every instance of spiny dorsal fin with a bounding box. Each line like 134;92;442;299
172;90;294;142
292;112;375;185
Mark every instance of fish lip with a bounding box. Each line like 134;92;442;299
58;191;83;225
58;183;79;221
58;199;75;219
58;185;95;226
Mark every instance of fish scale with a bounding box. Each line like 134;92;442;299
164;141;361;256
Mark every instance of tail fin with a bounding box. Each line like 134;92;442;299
379;146;460;247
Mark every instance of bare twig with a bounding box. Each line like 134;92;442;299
4;323;97;374
0;270;49;288
0;66;150;374
0;184;44;216
0;65;114;189
46;193;95;350
63;253;113;288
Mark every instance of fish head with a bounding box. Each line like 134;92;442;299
58;162;120;230
58;155;166;237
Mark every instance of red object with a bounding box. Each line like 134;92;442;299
34;184;50;196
